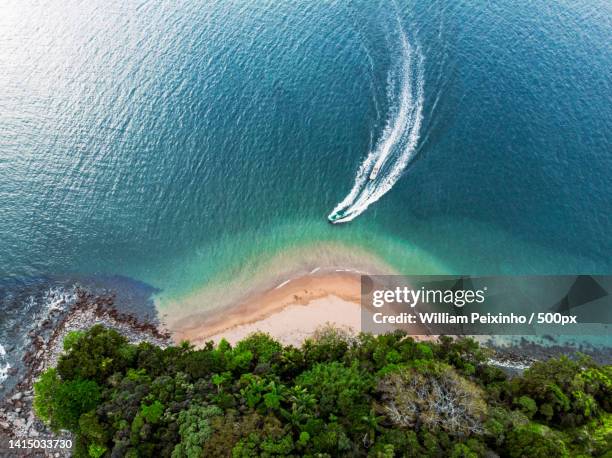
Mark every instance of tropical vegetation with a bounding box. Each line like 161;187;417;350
34;325;611;457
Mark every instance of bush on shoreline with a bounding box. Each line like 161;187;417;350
34;326;611;457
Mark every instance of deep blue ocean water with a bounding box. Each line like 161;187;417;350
0;0;610;384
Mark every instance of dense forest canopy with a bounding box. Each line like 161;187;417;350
34;325;611;457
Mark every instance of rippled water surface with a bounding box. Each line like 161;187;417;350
0;0;610;332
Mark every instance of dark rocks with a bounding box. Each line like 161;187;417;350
0;287;171;449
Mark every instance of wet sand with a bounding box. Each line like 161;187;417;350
169;271;428;346
170;272;363;345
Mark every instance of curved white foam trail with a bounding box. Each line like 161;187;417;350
328;24;424;223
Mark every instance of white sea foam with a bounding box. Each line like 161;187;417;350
0;344;9;384
1;286;78;385
275;279;292;289
42;287;76;313
329;21;424;223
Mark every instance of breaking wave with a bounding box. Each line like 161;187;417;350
0;344;9;384
328;21;424;223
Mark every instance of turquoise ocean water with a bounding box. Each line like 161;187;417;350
0;0;611;379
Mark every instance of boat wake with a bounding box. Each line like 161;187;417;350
328;21;424;223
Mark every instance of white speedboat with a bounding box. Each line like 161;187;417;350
369;162;381;180
328;210;349;224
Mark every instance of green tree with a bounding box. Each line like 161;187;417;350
63;330;85;351
57;325;135;383
172;404;222;458
505;423;569;458
87;443;107;458
296;361;373;422
34;368;101;432
516;355;610;427
516;395;538;419
30;325;612;458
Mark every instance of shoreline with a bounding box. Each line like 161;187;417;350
154;237;453;345
165;268;612;364
170;272;368;346
0;288;171;453
2;284;607;454
155;240;403;327
168;269;432;347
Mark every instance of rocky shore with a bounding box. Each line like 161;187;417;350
1;286;607;456
0;289;171;457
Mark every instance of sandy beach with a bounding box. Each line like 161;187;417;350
157;238;451;346
202;296;363;346
169;272;361;345
169;271;427;346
